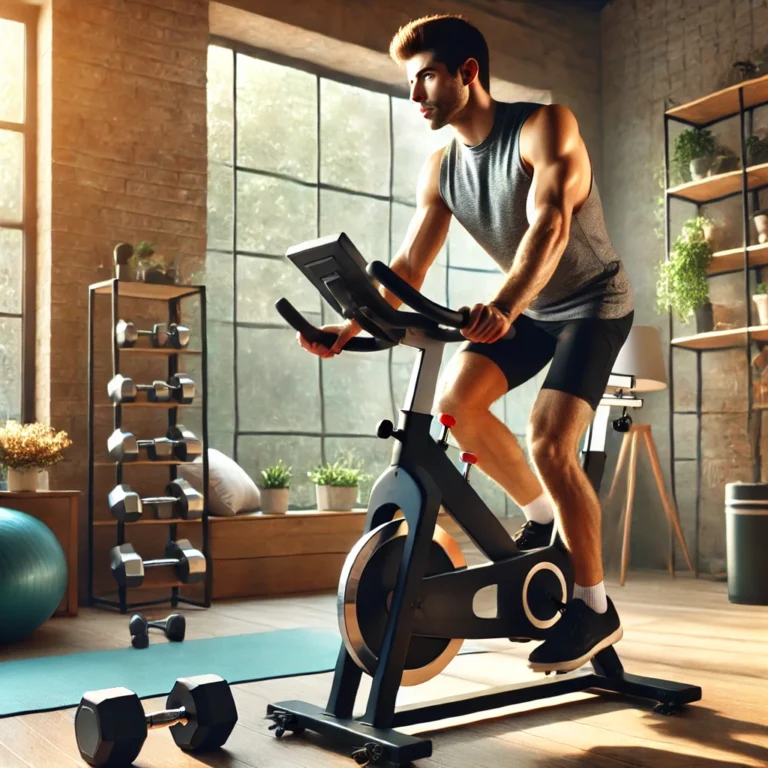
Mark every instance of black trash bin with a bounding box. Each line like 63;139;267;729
725;482;768;605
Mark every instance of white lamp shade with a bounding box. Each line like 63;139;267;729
611;325;667;392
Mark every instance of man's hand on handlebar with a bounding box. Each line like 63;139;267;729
459;302;513;344
297;319;362;358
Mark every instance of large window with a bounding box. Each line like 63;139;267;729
206;43;545;513
0;3;36;424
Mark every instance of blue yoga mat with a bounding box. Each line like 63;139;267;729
0;627;342;718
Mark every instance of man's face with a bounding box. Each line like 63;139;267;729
405;51;467;131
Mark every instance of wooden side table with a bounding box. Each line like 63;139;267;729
0;490;80;616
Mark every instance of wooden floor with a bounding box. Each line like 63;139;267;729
1;567;767;767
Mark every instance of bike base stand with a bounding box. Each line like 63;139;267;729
267;647;701;767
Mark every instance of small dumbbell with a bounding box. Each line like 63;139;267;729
107;373;196;405
108;479;203;522
74;674;238;767
107;429;175;462
115;319;190;349
129;612;186;649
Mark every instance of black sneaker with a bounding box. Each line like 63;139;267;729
527;597;623;673
513;519;554;550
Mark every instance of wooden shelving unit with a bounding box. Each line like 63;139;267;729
664;72;768;577
707;243;768;276
87;277;211;613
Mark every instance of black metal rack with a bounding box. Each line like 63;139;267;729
664;74;768;577
87;278;211;613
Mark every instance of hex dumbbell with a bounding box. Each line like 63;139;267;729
129;612;186;649
166;424;203;461
108;480;203;523
75;674;238;767
107;373;196;405
109;539;206;589
115;319;190;349
107;429;175;462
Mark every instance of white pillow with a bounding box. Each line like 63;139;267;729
178;448;261;517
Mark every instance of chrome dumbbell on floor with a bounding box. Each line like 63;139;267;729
108;479;203;522
115;319;190;349
107;373;196;405
109;539;206;588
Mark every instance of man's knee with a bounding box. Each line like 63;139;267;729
528;427;575;476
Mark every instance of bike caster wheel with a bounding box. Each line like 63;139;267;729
352;742;384;766
266;711;304;738
654;701;683;716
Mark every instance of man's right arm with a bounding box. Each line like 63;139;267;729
377;147;452;310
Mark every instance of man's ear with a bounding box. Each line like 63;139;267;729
460;58;479;86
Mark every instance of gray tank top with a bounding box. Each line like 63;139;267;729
438;101;632;321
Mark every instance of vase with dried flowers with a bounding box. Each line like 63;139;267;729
0;421;72;491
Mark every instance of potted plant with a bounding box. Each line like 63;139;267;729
0;420;72;491
308;457;370;512
752;209;768;244
673;128;717;181
131;241;178;285
656;217;715;332
711;142;740;174
746;133;768;166
754;283;768;326
258;460;292;514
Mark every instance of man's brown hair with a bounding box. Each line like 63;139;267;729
389;14;490;92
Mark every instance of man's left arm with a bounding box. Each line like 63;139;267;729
493;104;591;317
461;104;591;343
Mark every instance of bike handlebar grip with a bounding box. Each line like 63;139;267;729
274;298;394;353
366;261;468;328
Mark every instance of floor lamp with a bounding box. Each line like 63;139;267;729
607;325;694;585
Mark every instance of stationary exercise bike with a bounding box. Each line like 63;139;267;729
267;233;701;767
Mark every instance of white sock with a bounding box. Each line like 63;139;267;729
522;493;555;525
574;582;608;614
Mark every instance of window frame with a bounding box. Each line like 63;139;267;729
207;37;509;512
0;0;38;422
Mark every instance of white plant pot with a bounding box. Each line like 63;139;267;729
7;467;40;492
753;214;768;244
260;487;289;514
690;156;713;180
315;484;358;512
754;294;768;326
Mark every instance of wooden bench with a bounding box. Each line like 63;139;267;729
208;509;462;599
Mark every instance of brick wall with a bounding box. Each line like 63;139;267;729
601;0;768;575
37;0;209;599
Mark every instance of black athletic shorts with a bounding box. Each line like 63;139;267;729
463;310;634;411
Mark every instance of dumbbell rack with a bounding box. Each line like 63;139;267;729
87;278;211;613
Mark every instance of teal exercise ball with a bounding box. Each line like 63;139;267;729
0;507;67;644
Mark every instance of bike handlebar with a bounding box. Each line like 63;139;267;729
366;261;469;328
275;298;396;352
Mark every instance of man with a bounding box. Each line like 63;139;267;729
297;14;633;673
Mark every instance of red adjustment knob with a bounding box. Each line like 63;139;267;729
438;413;456;428
460;451;478;465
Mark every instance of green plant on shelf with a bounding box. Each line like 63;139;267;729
673;128;716;182
747;133;768;166
308;456;371;487
656;217;714;322
259;460;292;489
